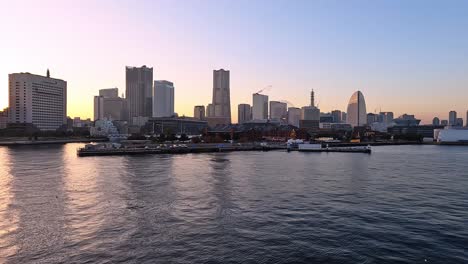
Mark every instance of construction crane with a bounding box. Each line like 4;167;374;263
255;85;272;94
280;100;295;107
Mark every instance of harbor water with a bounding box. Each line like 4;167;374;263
0;144;467;263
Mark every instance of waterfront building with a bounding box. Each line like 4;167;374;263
211;69;231;124
94;96;104;121
392;114;421;126
388;125;444;139
331;110;342;123
0;108;9;129
441;120;448;126
145;117;208;135
432;117;440;126
449;111;457;126
238;104;252;124
456;118;463;127
435;127;468;142
99;88;119;98
73;117;92;128
90;118;120;137
269;101;287;122
8;71;67;131
252;93;268;120
153;80;175;117
194;105;206;120
126;65;153;122
346;91;367;127
319;114;333;123
287;107;301;127
301;106;320;121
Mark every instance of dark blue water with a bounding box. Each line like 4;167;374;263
0;144;467;263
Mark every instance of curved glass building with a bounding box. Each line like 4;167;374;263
346;91;367;127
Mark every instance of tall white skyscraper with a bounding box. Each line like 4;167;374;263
153;80;174;117
8;71;67;131
126;66;153;121
94;96;104;121
238;104;252;124
269;101;287;121
252;93;268;120
206;104;215;117
211;69;231;123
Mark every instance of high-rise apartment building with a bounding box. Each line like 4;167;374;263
238;104;252;124
126;66;153;122
8;72;67;131
287;107;301;127
449;111;457;126
211;69;231;124
252;93;268;120
153;80;174;117
194;105;206;120
269;101;287;121
94;96;104;121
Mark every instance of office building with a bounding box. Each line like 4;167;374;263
8;71;67;131
341;112;347;123
252;93;268;120
441;120;448;126
103;96;127;120
449;111;457;126
432;117;440;126
346;91;367;127
269;101;287;121
367;113;377;125
456;118;463;127
126;66;153;122
301;106;320;121
211;69;231;124
153;80;174;117
94;96;104;121
331;110;342;123
99;88;118;98
238;104;252;124
194;105;206;120
287;107;301;127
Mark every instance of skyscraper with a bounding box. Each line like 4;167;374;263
287;107;301;127
211;69;231;124
432;117;440;126
269;101;287;121
346;91;367;127
194;105;206;120
94;96;104;121
252;93;268;120
8;71;67;131
310;89;315;107
206;104;215;117
301;106;320;120
100;88;127;121
449;111;457;126
153;80;174;117
341;112;347;123
331;110;342;123
238;104;252;124
126;66;153;122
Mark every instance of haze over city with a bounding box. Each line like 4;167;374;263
1;0;468;123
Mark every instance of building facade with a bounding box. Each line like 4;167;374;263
99;88;118;98
287;107;301;127
0;108;8;129
194;105;206;120
449;111;457;126
331;110;342;123
211;69;231;124
153;80;174;117
269;101;287;121
432;117;440;126
301;106;320;121
8;72;67;131
238;104;252;124
94;96;104;121
206;104;215;117
346;91;367;127
252;93;268;120
126;66;153;122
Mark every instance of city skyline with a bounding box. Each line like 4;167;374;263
1;0;468;123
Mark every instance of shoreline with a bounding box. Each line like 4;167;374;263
0;138;108;146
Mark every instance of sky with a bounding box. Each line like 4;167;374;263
0;0;467;124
